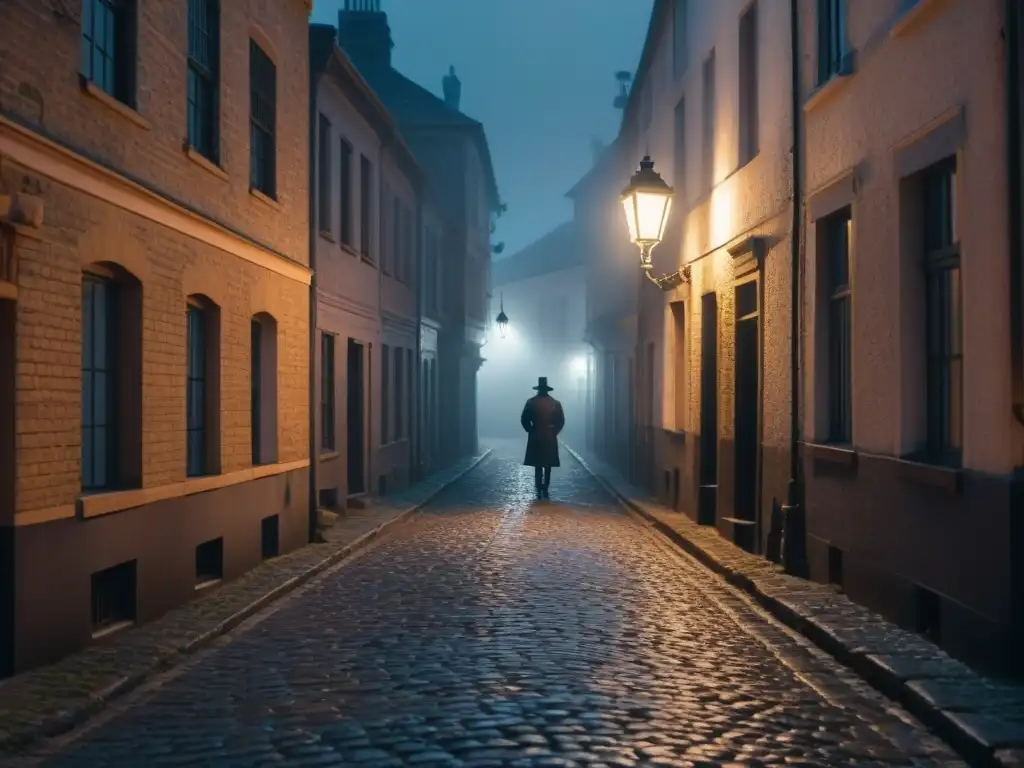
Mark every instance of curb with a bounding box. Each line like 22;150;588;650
565;444;1021;768
1;449;492;757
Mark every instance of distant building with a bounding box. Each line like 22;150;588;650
481;223;587;444
0;0;313;675
337;1;501;466
309;25;425;509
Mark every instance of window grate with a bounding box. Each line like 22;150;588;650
82;274;118;491
187;0;219;161
249;40;277;197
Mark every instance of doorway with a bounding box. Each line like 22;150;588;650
0;299;14;678
698;292;718;526
346;339;366;496
733;279;760;553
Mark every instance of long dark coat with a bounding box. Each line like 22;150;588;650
521;394;565;467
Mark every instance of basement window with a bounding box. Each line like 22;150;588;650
195;537;224;590
91;560;137;638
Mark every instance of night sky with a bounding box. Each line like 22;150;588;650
311;0;653;257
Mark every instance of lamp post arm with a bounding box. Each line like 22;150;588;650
644;267;688;291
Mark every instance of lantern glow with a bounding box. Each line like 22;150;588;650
620;156;687;290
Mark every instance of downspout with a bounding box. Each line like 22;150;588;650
1007;0;1024;426
375;137;386;498
1005;0;1024;677
781;0;808;577
307;72;320;543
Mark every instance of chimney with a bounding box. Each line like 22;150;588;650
442;65;461;110
337;0;393;72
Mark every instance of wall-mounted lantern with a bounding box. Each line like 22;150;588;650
620;155;690;291
495;294;509;338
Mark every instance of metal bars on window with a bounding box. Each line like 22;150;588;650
186;306;207;477
81;0;133;104
321;333;336;451
187;0;219;161
82;275;117;491
923;158;962;462
249;40;276;197
824;209;853;443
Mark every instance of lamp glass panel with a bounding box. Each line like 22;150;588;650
636;190;671;242
622;197;639;242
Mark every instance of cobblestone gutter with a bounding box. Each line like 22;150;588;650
564;442;1024;768
0;450;491;757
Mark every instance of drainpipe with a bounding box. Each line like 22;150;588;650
1007;0;1024;427
307;74;320;544
781;0;808;578
1005;0;1024;676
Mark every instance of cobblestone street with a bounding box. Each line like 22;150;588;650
20;441;963;768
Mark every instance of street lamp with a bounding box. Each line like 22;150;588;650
620;155;690;291
495;294;509;339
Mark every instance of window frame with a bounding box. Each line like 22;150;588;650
702;49;716;193
395;346;405;439
81;273;119;492
249;39;277;199
186;303;208;477
317;114;333;237
816;0;850;86
823;208;853;444
186;0;220;163
922;157;962;464
321;332;336;452
359;154;373;259
381;343;391;444
340;138;353;247
80;0;136;106
250;318;263;464
738;1;760;166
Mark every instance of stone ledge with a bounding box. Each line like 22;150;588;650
0;449;491;757
564;442;1024;768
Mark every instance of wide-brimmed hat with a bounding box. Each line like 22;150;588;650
533;376;554;392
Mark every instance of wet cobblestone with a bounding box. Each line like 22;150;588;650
29;441;965;767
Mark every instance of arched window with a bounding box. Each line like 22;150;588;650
250;312;278;465
81;263;142;491
186;295;221;477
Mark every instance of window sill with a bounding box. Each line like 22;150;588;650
890;0;945;39
250;187;280;211
77;458;310;519
79;76;151;130
339;242;360;258
318;231;335;243
194;578;222;593
806;442;858;472
360;254;377;268
896;455;962;493
91;619;134;641
804;65;855;114
184;146;228;182
319;450;340;462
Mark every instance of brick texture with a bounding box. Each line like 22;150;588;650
0;0;311;514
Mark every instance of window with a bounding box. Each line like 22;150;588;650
673;97;686;202
381;343;390;444
317;115;332;236
702;49;716;192
381;183;392;275
360;154;373;257
249;40;276;198
923;158;961;462
673;0;689;79
392;197;402;280
406;348;414;443
186;305;207;476
82;274;117;491
340;139;353;246
817;0;849;85
321;333;335;451
81;0;135;106
251;313;278;465
187;0;219;162
403;205;414;284
738;1;759;166
395;347;405;439
822;208;852;443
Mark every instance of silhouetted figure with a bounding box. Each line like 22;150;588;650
442;65;461;109
521;377;565;499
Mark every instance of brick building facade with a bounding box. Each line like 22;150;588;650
0;0;312;675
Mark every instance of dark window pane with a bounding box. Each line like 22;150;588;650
81;0;133;105
187;306;207;477
81;274;117;491
249;40;277;197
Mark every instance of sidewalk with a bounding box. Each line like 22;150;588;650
564;442;1024;768
0;449;491;757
